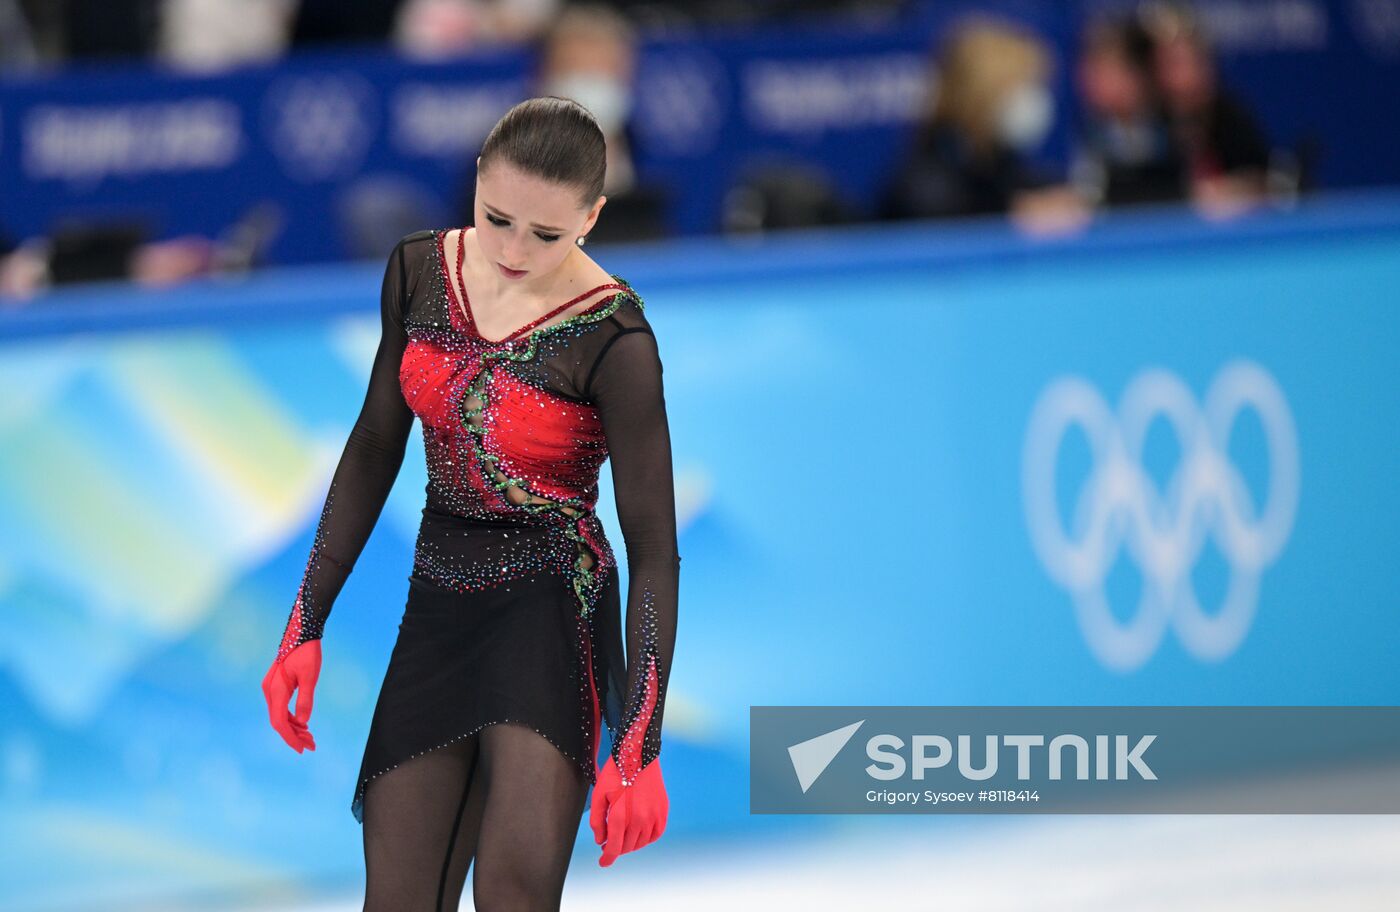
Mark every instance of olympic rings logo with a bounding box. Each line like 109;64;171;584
1021;360;1299;671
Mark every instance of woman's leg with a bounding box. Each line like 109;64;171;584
472;722;592;912
362;734;489;912
436;740;488;908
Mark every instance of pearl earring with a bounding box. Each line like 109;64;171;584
576;235;587;246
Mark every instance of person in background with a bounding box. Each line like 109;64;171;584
1071;12;1187;208
1140;0;1273;217
457;3;670;243
0;227;41;303
0;0;39;70
536;6;644;221
0;204;283;302
156;0;294;71
879;17;1089;236
394;0;560;56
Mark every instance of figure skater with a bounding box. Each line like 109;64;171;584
260;95;681;911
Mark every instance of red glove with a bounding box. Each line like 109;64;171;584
261;639;321;753
590;754;669;867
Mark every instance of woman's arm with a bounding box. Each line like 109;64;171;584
274;236;417;663
588;324;682;785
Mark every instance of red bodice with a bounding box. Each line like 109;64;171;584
397;228;627;522
398;336;611;514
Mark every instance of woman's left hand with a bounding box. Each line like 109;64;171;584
590;754;669;866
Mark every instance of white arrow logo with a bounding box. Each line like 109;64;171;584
787;720;865;793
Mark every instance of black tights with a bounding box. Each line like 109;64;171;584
362;722;591;911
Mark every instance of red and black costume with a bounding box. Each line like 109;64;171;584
274;227;680;826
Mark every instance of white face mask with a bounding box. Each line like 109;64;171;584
996;83;1055;151
542;73;632;134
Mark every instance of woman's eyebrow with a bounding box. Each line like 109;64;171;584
481;201;565;232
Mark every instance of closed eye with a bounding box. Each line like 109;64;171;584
485;213;561;243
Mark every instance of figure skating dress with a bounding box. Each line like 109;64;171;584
273;227;681;822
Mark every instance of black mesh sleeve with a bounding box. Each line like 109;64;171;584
587;325;682;784
275;236;416;663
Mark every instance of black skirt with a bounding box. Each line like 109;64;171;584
351;556;626;824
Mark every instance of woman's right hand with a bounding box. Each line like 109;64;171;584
262;640;322;752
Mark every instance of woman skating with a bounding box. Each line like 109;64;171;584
260;96;680;911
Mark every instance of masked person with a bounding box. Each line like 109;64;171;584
880;16;1086;231
458;4;671;244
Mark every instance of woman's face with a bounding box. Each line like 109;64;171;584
1078;49;1146;118
472;158;602;280
1154;37;1212;111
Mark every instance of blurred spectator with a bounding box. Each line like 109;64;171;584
603;0;905;31
878;17;1089;235
0;204;283;301
394;0;561;57
1140;0;1273;217
395;0;484;56
156;0;295;71
456;4;670;243
0;0;39;70
11;0;915;67
1071;13;1187;208
538;7;639;199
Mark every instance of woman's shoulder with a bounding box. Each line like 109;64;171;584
556;277;652;359
387;229;449;329
394;227;442;261
597;275;649;328
381;229;442;286
550;254;649;335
